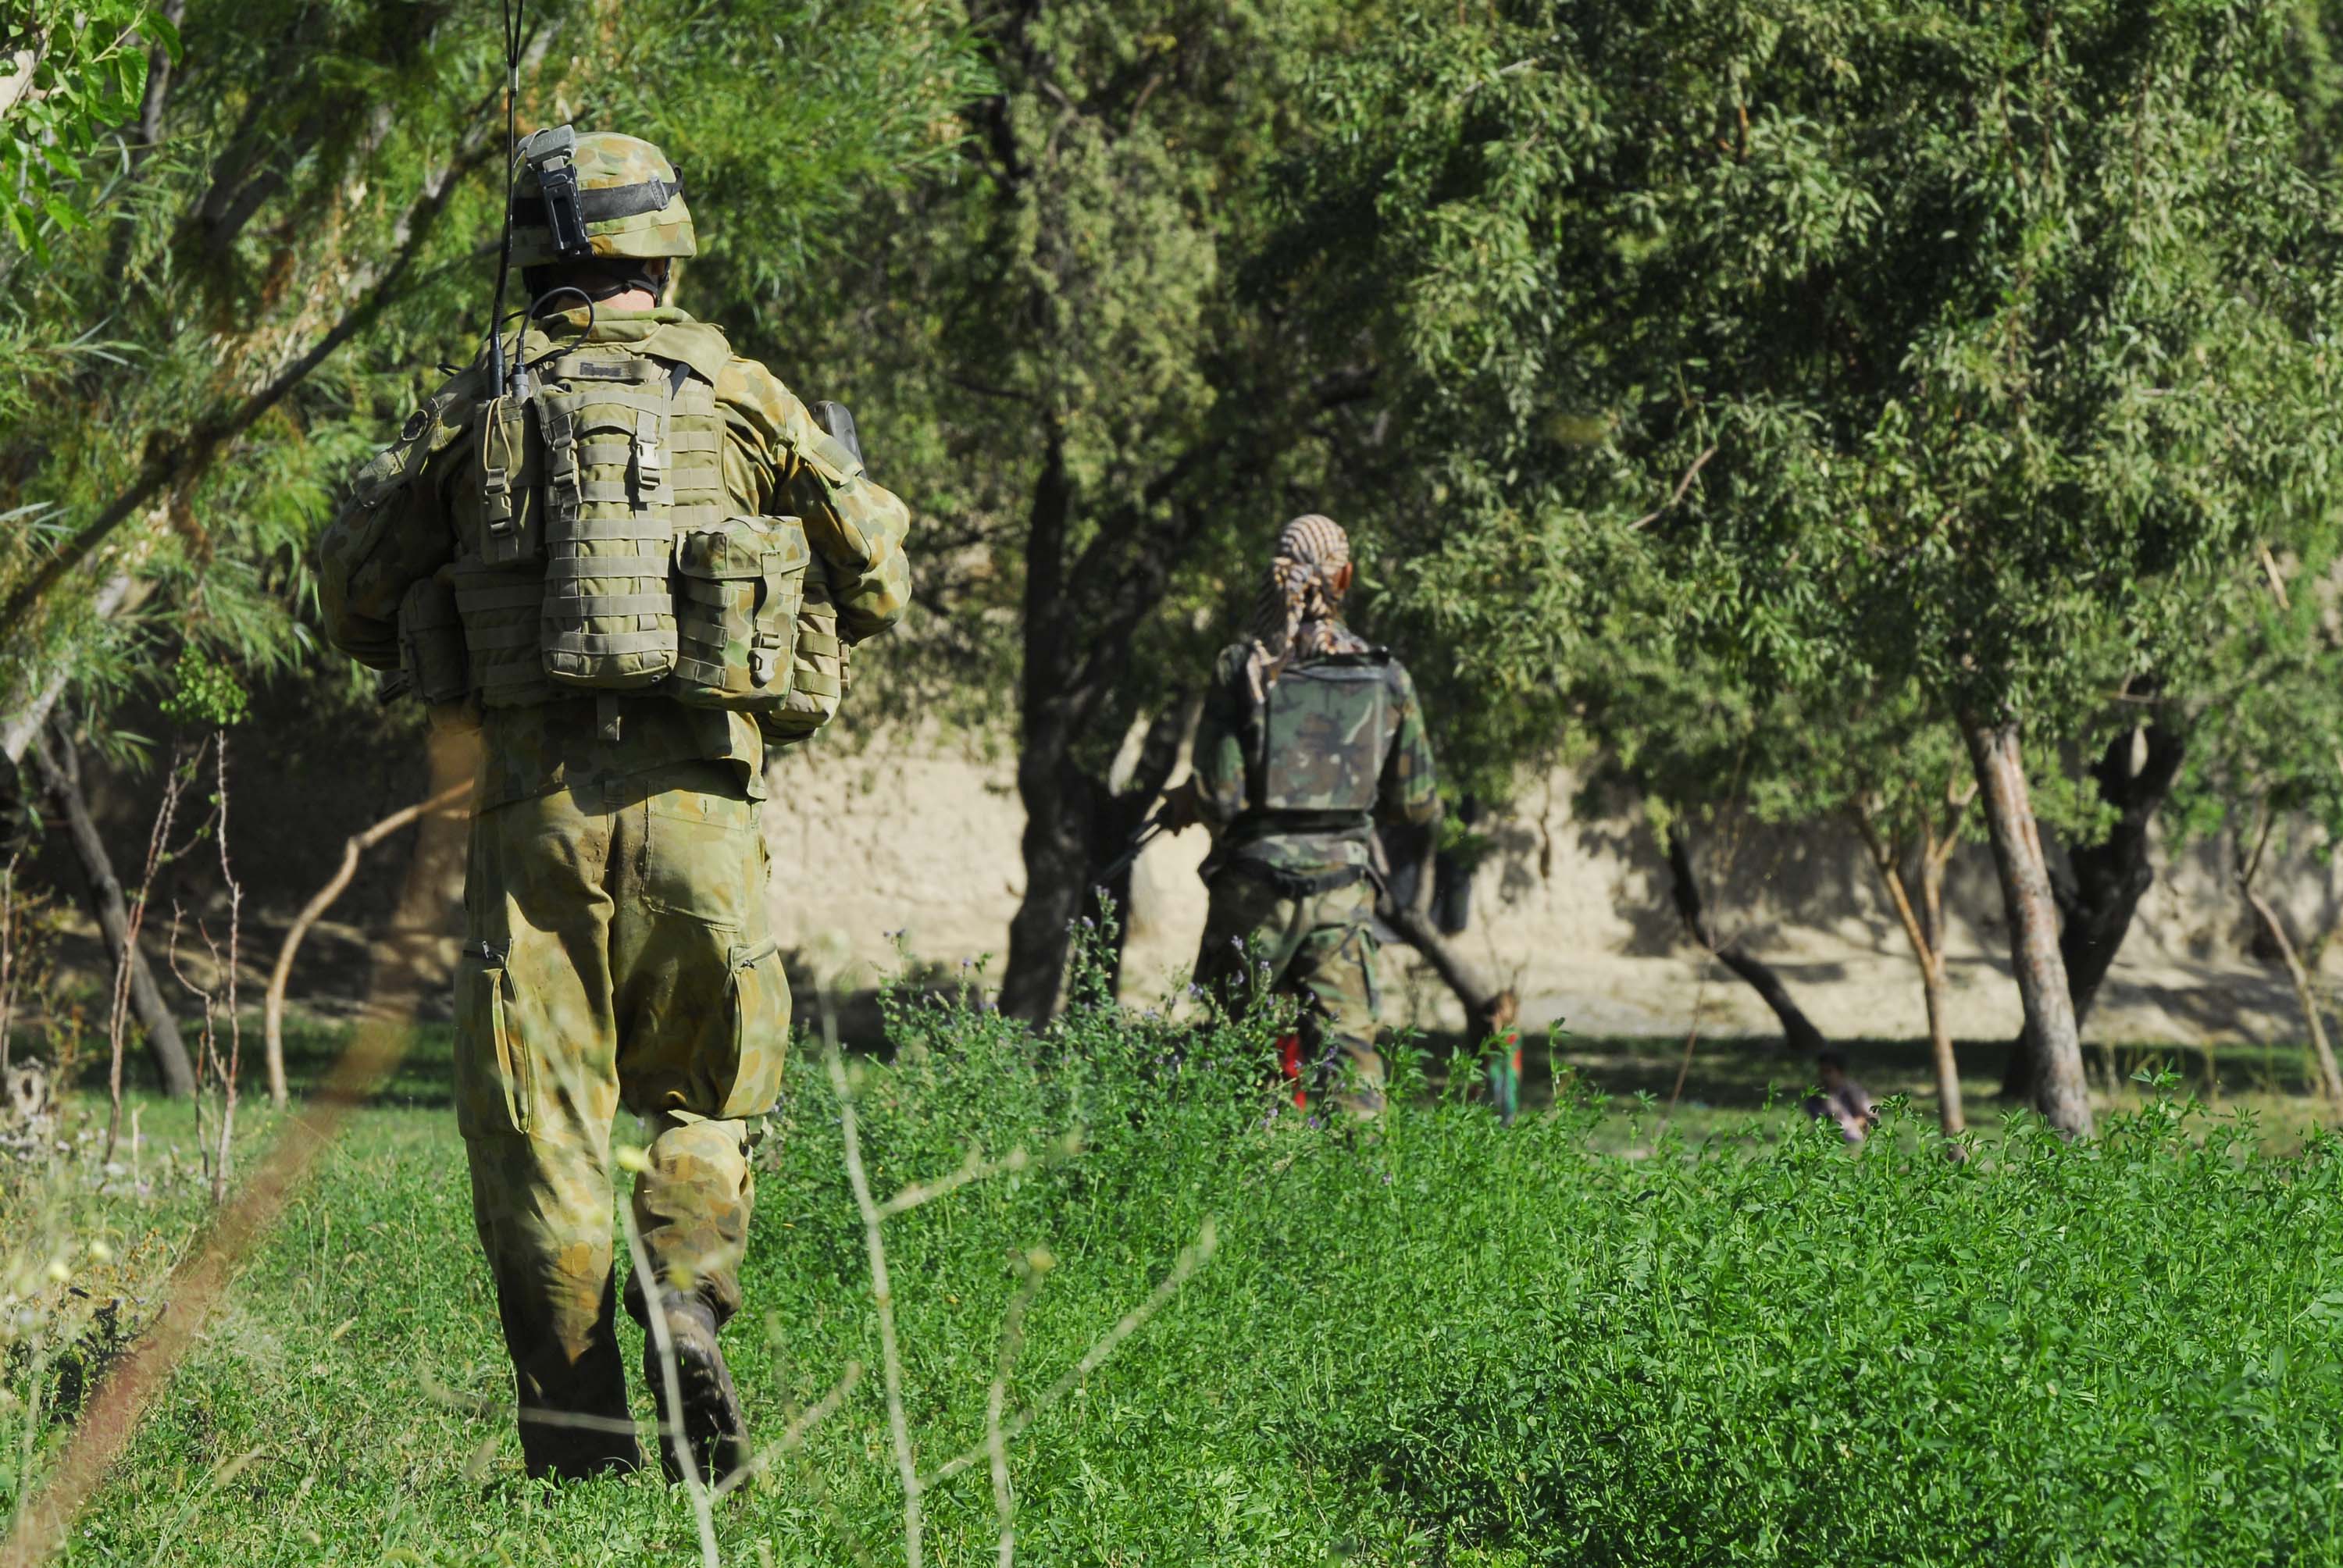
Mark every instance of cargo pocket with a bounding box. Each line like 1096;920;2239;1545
456;946;533;1138
715;934;791;1121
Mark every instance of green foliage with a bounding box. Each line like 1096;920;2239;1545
155;644;246;728
0;0;982;754
0;3;169;257
11;989;2343;1563
791;0;1387;748
1271;0;2343;801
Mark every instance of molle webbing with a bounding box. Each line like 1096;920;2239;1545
453;568;555;706
536;352;723;691
761;572;849;744
441;330;822;725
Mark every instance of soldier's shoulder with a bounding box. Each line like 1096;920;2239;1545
710;345;795;413
714;356;868;486
644;316;737;387
347;368;483;512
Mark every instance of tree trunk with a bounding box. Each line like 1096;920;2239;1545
1917;843;1966;1138
1001;749;1094;1025
1;568;138;768
1854;809;1966;1138
1962;717;2092;1137
1377;896;1517;1040
1917;950;1964;1135
27;731;195;1097
1664;823;1829;1057
1000;435;1085;1025
2002;720;2185;1100
2241;883;2343;1107
1083;695;1199;1000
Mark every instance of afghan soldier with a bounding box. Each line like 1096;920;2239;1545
318;128;910;1486
1163;515;1439;1116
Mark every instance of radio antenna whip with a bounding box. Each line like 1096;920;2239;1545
485;0;526;394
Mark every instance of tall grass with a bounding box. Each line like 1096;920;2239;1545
2;960;2339;1563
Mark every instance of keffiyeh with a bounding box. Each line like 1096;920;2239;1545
1243;513;1369;701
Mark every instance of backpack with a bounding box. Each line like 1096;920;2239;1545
1250;651;1393;815
430;334;811;720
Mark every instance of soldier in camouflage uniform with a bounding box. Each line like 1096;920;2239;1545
318;129;910;1485
1165;515;1439;1116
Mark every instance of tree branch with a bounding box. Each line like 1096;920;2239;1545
1629;444;1719;529
0;34;539;644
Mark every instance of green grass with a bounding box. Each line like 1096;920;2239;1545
7;985;2343;1565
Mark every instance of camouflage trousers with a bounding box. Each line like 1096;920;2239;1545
1193;869;1385;1117
456;759;791;1477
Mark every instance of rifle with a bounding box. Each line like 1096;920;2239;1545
812;400;865;468
1092;809;1171;893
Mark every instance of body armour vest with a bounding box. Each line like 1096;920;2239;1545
1250;651;1392;818
436;327;810;717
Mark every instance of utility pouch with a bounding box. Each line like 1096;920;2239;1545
537;370;679;691
398;574;481;731
759;568;851;747
670;515;811;713
451;561;556;708
473;397;534;567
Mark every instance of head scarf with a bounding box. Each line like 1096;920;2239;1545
1244;513;1369;700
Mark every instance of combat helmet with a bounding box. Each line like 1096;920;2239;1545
508;127;694;268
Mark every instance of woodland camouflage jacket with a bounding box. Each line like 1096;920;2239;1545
1192;640;1439;889
318;306;911;808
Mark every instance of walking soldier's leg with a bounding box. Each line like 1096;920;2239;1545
458;789;637;1480
608;764;791;1484
1289;881;1386;1117
1195;871;1331;1102
1192;871;1296;1024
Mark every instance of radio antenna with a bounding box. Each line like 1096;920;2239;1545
485;0;526;394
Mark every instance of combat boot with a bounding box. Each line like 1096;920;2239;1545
644;1297;752;1490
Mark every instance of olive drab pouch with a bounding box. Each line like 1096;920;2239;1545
446;342;731;703
535;353;704;690
1255;653;1391;814
397;574;480;731
670;514;810;713
758;569;851;748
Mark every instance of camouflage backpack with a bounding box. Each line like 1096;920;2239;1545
1251;651;1392;814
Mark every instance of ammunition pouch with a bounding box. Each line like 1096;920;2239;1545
758;570;851;748
671;515;811;715
397;575;481;732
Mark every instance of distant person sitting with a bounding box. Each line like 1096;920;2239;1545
1803;1049;1878;1145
